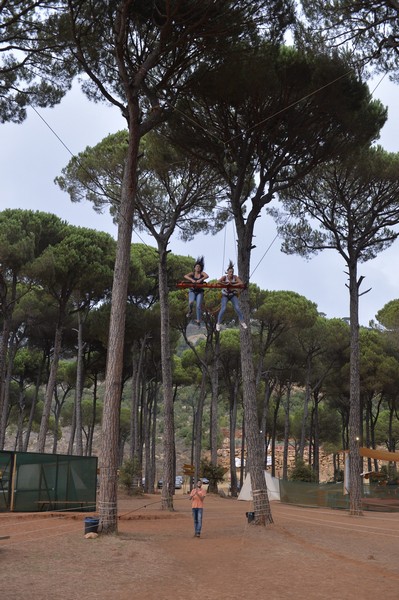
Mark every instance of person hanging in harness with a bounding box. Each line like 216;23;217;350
183;256;209;326
216;260;247;332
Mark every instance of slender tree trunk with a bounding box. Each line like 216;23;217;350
129;343;140;460
229;378;239;496
282;386;291;481
237;224;272;524
150;384;158;493
37;321;64;453
74;310;84;455
24;357;45;452
348;263;363;516
130;337;146;491
313;393;320;482
0;331;18;449
209;336;220;493
194;369;207;483
299;358;311;459
261;376;274;467
68;401;77;455
143;384;151;492
52;386;60;454
0;272;16;449
16;378;25;452
98;132;138;533
87;373;98;457
271;394;281;478
0;320;10;449
158;246;175;511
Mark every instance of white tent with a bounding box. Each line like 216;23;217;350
238;471;280;502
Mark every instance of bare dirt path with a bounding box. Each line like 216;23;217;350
1;492;399;600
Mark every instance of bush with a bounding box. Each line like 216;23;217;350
119;458;143;495
289;459;317;482
200;458;227;490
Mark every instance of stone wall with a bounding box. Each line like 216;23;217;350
216;429;339;482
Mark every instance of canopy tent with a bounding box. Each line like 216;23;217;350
359;447;399;462
238;471;280;502
343;446;399;494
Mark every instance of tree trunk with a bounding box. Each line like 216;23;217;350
129;343;140;460
194;368;207;483
0;330;18;450
142;384;151;492
348;262;363;516
150;384;158;493
209;335;220;493
98;134;138;533
282;386;291;481
271;394;281;478
129;337;146;492
15;377;25;452
68;401;76;455
87;373;98;457
74;310;84;455
313;392;320;482
240;293;273;524
52;386;60;454
24;356;45;452
261;376;274;468
0;272;16;449
158;246;175;511
0;320;10;450
229;378;239;497
237;225;272;524
37;320;64;453
299;357;311;460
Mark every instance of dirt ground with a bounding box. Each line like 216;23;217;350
1;489;399;600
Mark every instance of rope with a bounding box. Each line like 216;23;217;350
249;213;290;279
27;59;384;284
222;224;227;276
28;103;150;247
370;72;387;95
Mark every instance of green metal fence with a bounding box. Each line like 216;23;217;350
0;450;97;512
279;479;399;511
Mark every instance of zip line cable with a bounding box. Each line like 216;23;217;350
249;214;291;279
222;223;227;275
28;104;151;248
225;68;355;144
28;58;384;275
248;72;388;278
370;72;388;95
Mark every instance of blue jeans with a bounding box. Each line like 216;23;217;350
217;294;244;324
188;290;204;321
192;508;203;535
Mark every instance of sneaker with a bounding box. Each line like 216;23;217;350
216;323;220;332
240;322;247;329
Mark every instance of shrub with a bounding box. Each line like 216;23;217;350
119;458;143;495
289;458;317;482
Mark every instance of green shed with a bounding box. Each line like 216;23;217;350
0;450;97;512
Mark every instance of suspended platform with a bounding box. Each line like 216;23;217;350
176;282;246;290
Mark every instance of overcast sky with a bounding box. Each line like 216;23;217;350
1;76;399;326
